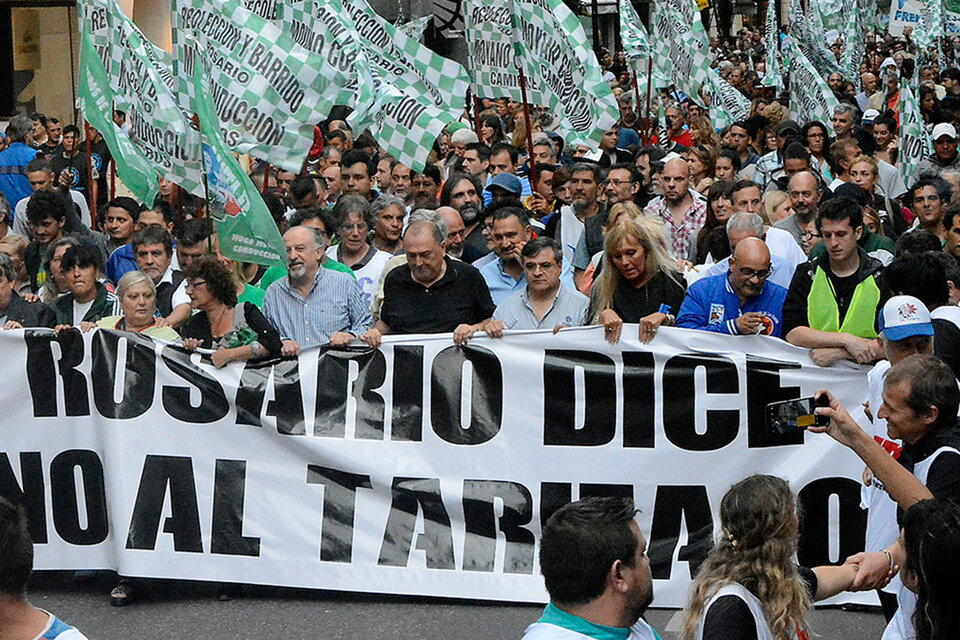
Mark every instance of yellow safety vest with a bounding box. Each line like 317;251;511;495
807;266;880;339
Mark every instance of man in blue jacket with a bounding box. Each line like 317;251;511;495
676;237;789;337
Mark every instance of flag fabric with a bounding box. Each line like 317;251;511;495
172;0;356;171
761;0;782;88
786;36;841;137
461;0;618;147
650;0;713;104
619;0;650;59
708;71;751;130
77;19;159;205
103;0;205;196
915;0;945;49
898;80;933;186
343;0;469;112
508;0;620;147
788;0;845;79
840;1;865;81
191;45;286;268
399;15;432;41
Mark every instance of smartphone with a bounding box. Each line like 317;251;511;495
766;395;830;435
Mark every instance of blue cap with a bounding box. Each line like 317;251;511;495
485;173;522;195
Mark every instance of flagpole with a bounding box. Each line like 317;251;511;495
473;94;483;140
516;67;538;194
643;57;653;145
260;162;271;198
83;119;96;223
110;160;116;200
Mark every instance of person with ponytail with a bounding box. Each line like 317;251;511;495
682;475;862;640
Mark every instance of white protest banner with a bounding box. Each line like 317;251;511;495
708;71;751;130
788;0;846;79
6;327;876;607
761;0;782;88
889;0;959;39
173;0;356;171
787;37;841;137
650;0;713;104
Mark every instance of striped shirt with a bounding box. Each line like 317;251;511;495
262;267;371;348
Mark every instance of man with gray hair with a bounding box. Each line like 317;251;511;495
0;115;39;210
698;211;807;289
263;224;371;356
361;209;495;346
0;253;55;328
831;103;861;140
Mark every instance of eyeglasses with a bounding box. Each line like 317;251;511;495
800;231;822;242
185;280;206;290
737;267;772;280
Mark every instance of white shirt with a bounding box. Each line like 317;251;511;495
326;245;392;307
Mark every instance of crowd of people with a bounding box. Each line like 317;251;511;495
1;14;960;640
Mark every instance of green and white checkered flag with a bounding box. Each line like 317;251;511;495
899;80;933;187
103;0;205;196
915;0;945;49
840;1;865;81
650;0;712;107
399;15;432;41
173;0;358;172
342;0;468;112
191;44;286;267
789;0;845;80
761;0;782;88
708;71;751;130
786;36;840;137
77;17;159;205
620;0;650;59
506;0;620;147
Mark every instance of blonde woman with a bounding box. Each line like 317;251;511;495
761;191;794;225
590;216;684;344
576;201;643;296
689;116;721;148
682;475;860;640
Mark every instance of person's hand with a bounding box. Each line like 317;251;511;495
809;347;849;367
182;337;201;351
527;192;549;215
598;309;622;343
676;259;694;272
211;348;232;368
638;312;668;343
57;170;71;189
453;323;476;346
844;335;880;364
808;389;869;449
329;331;354;347
20;292;39;303
846;551;897;590
735;312;765;335
862;465;874;487
154;316;172;328
54;324;73;334
3;320;23;330
280;339;301;356
79;321;98;333
359;329;381;348
863;399;873;422
484;319;505;339
552;324;568;334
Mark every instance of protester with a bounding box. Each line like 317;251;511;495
644;158;707;260
84;270;179;340
489;237;588;333
521;496;659;640
180;256;281;367
371;193;406;255
589;216;684;344
263;225;370;354
0;253;54;329
51;243;120;328
327;196;392;305
0;116;38;210
360;210;495;346
0;496;89;639
681;475;859;640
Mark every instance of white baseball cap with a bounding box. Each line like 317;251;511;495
933;123;957;141
878;295;934;341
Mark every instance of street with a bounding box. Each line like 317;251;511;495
30;572;889;639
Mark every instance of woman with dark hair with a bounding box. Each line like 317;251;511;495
801;121;833;182
590;216;685;344
691;180;735;264
180;256;281;367
899;499;960;640
682;475;859;640
686;145;717;195
479;113;506;147
714;147;741;182
919;83;949;127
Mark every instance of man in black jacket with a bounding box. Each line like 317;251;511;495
0;254;54;329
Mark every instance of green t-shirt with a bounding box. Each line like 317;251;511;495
259;258;354;290
238;283;265;308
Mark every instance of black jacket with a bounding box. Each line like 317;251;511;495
3;292;56;328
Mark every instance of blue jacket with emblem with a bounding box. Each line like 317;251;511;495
675;272;789;337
